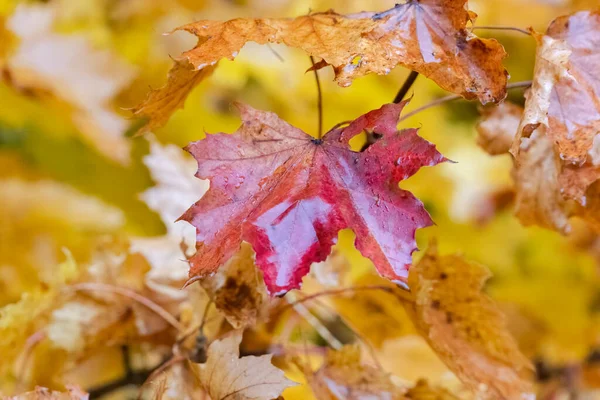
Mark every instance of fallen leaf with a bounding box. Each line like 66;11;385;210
200;243;270;329
406;244;534;400
476;102;523;156
181;101;446;295
132;138;209;296
6;385;88;400
0;256;77;383
305;344;405;399
132;60;216;135
193;330;296;400
135;0;507;132
5;3;136;164
511;10;600;232
513;129;572;232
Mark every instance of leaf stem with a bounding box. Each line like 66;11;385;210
394;71;419;103
310;56;323;139
398;80;533;122
471;25;531;36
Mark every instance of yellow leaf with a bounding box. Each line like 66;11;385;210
407;244;534;400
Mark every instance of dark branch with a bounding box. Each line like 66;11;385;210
310;56;323;139
393;71;419;103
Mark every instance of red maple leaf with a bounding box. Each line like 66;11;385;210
181;102;446;295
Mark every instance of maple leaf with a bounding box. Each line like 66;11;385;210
133;0;507;133
406;244;534;400
181;101;446;295
192;330;296;400
511;10;600;232
5;3;136;164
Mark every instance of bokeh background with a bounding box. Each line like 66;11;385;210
0;0;599;398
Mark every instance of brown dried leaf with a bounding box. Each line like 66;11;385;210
193;330;296;400
513;11;600;164
406;244;534;400
511;10;600;232
132;60;216;135
513;129;572;232
5;385;88;400
200;243;270;329
5;3;136;164
476;102;523;156
135;0;507;132
305;345;406;400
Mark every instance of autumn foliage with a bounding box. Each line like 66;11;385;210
1;0;600;399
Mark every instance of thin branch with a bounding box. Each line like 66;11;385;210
310;56;323;139
394;71;419;103
399;80;533;122
283;285;413;312
471;25;531;36
68;283;183;332
286;292;342;349
328;120;352;132
294;291;385;369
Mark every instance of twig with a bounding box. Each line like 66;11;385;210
294;291;385;369
310;56;323;139
393;71;419;103
471;25;531;36
286;292;342;349
329;81;532;133
398;80;533;122
283;285;413;312
68;283;183;332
